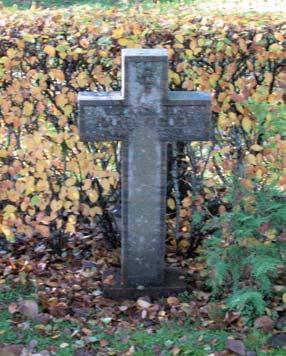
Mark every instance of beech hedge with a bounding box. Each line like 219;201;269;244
0;4;285;249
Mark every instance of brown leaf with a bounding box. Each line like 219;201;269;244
8;302;18;314
207;302;225;321
82;328;92;336
125;345;135;355
167;296;180;306
34;313;51;323
254;316;274;333
136;298;152;309
103;274;114;286
30;351;50;356
226;339;246;356
99;339;109;347
119;305;129;312
0;345;24;356
224;311;240;325
172;346;181;355
49;302;69;317
19;300;39;320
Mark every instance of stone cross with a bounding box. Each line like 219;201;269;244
78;49;211;298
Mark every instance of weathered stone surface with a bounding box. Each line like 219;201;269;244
78;49;212;295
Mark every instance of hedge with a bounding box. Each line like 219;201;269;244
0;4;285;249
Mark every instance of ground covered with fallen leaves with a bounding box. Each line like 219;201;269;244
0;232;285;356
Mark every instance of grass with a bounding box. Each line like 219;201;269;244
0;284;76;355
111;324;229;355
2;0;283;12
0;284;285;355
2;0;193;10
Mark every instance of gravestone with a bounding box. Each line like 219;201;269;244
78;49;212;299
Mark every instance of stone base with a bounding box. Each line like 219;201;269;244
102;267;186;300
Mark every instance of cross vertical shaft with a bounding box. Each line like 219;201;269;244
121;49;169;287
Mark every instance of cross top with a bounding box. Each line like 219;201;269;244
78;49;212;296
78;48;211;142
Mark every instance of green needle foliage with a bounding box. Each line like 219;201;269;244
205;184;286;320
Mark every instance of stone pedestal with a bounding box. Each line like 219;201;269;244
102;267;186;300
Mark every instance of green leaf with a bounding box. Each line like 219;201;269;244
31;195;40;207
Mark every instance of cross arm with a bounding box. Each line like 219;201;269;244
78;91;129;142
160;91;212;141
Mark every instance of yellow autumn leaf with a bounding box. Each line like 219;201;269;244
20;201;28;212
167;198;175;210
256;169;263;181
0;149;8;158
118;38;129;46
269;43;283;53
68;215;76;224
168;70;181;86
101;179;110;192
35;160;47;174
282;293;286;304
242;117;252;132
67;186;79;201
7;191;19;203
64;105;73;116
182;196;191;208
77;72;89;87
180;209;188;218
241;178;253;190
51;199;63;212
50;69;65;81
179;239;189;249
56;219;63;229
209;73;220;87
7;48;17;58
36;180;49;192
44;45;56;56
175;34;184;43
264;72;273;84
55;93;68;107
251;144;263;152
218;113;229;130
23;101;34;116
82;179;92;191
131;23;141;36
63;201;72;210
247;154;257;165
65;177;76;187
66;222;75;234
118;38;137;48
0;225;14;241
4;205;17;214
112;27;124;39
235;103;245;115
90;206;103;217
265;228;276;240
88;190;98;203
